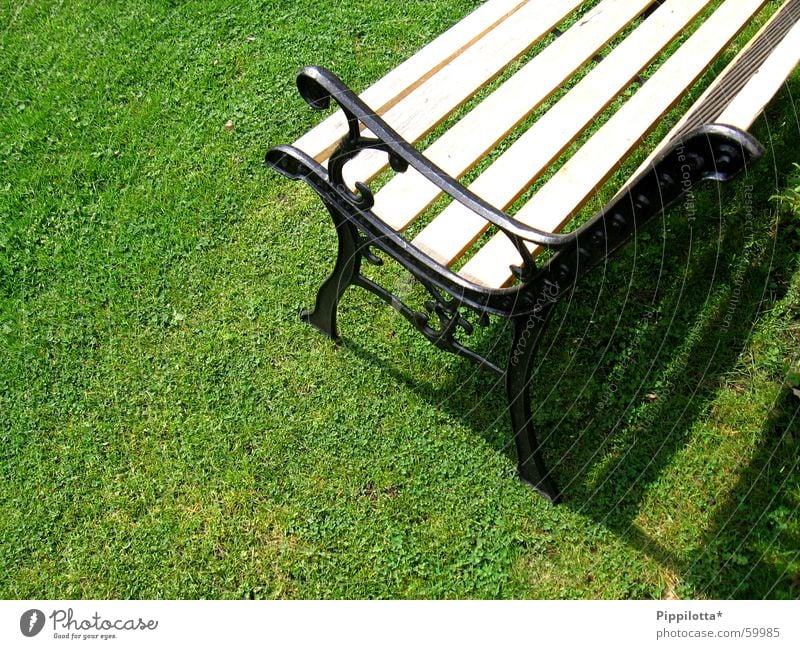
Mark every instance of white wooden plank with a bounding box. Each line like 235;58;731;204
411;0;714;267
460;0;768;288
339;0;587;189
372;0;657;232
717;17;800;129
293;0;530;163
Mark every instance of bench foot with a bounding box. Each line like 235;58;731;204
507;311;562;504
301;203;362;342
518;463;561;504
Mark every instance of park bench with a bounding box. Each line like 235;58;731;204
266;0;800;502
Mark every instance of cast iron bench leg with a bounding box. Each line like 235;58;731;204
507;310;562;503
301;202;362;342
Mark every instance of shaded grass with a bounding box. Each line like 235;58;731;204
1;0;798;599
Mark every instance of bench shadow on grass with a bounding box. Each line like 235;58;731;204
615;390;800;599
540;116;800;598
337;119;799;597
534;178;797;600
515;202;795;599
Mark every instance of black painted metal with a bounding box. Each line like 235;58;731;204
300;201;361;341
353;272;504;376
508;305;563;502
266;65;764;500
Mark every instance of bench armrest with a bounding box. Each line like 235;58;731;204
266;66;569;263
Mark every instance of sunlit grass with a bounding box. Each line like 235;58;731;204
1;0;798;599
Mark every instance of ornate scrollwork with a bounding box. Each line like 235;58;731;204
297;68;409;212
362;244;384;266
411;280;490;344
327;128;409;210
352;268;500;374
327;133;408;211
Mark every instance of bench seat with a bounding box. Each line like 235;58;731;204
458;0;800;288
267;0;800;501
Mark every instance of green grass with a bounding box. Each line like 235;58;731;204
1;0;798;599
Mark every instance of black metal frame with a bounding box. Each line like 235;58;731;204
266;66;763;502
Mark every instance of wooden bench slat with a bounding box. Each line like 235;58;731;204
411;0;715;268
292;0;529;163
339;0;587;189
717;16;800;129
372;0;657;232
460;0;769;289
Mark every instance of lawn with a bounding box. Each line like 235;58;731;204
1;0;798;599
